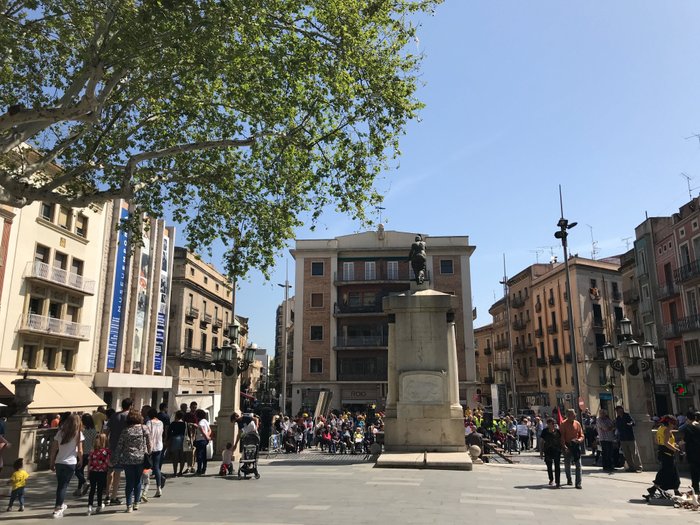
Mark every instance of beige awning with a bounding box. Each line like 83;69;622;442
0;374;106;414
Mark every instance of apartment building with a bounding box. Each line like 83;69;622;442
274;296;294;413
92;200;175;410
290;227;476;415
166;247;240;418
487;298;511;412
0;193;108;413
473;323;494;407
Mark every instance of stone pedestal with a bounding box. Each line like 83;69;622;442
620;361;656;471
1;416;45;478
382;287;467;460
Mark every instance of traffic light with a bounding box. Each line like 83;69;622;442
673;382;689;397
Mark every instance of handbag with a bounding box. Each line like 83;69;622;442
142;427;153;468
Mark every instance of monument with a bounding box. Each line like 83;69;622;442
377;235;471;470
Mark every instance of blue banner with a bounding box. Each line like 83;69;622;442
106;207;130;369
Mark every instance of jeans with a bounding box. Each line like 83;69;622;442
75;453;89;489
9;487;25;508
194;440;208;474
123;463;143;507
544;451;561;485
54;463;76;508
151;450;163;489
690;459;700;493
601;440;615;470
88;471;107;507
564;450;582;487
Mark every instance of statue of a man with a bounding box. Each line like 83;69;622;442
408;234;427;284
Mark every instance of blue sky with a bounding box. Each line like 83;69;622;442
194;1;700;355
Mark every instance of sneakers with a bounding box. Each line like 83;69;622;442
104;497;110;506
81;484;90;496
6;506;11;512
140;494;148;503
155;487;162;498
53;503;68;518
126;505;133;513
73;488;82;497
110;498;122;506
87;505;93;516
18;506;24;512
566;480;573;486
97;504;105;513
576;484;582;489
133;504;139;511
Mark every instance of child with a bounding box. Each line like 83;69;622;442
7;458;28;512
140;465;152;503
220;442;234;476
87;433;110;516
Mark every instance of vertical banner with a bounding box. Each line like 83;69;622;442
132;230;150;371
107;205;130;370
153;233;170;373
491;384;499;417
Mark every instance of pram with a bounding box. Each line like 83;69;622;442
237;433;261;479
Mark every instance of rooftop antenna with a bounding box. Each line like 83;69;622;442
586;224;599;260
529;248;544;264
375;205;386;225
621;236;633;250
538;245;558;263
681;172;699;200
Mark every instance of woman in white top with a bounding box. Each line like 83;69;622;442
145;408;164;497
49;414;84;518
193;409;211;475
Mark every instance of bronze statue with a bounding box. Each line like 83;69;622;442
408;234;427;284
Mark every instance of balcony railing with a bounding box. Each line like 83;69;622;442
186;307;200;319
334;269;429;283
565;354;572;363
611;290;622;301
494;362;510;371
201;312;212;325
535;302;542;313
663;323;681;339
536;357;547;367
494;340;509;350
334;335;388;348
678;314;700;334
547;324;557;335
213;317;223;327
513;318;528;330
592;318;604;329
18;313;90;340
548;297;555;306
623;291;639;304
675;260;700;284
658;282;679;301
180;347;212;362
25;261;96;295
483;347;492;356
549;354;562;365
334;301;383;315
511;296;526;308
513;343;525;352
535;328;543;338
484;376;495;384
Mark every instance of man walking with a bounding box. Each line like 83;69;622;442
106;398;132;506
682;411;700;493
560;408;584;489
596;409;616;471
614;405;642;472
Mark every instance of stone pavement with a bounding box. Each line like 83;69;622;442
0;449;693;524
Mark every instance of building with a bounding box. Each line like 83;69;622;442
0;191;108;413
92;201;175;410
274;296;294;412
473;323;495;407
165;247;240;419
289;228;476;415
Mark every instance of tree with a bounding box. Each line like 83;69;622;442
0;0;440;276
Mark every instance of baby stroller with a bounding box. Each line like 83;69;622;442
237;433;261;480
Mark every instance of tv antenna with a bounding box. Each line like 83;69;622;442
375;205;386;225
586;224;599;260
529;248;544;264
538;245;558;263
681;172;699;200
621;236;633;250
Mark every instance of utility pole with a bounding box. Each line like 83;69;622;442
278;261;292;415
500;255;518;415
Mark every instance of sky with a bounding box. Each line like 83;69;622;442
189;1;700;355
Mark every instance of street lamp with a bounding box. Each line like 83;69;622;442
212;341;257;377
278;269;292;415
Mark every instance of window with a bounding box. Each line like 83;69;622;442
553;338;559;356
42;347;57;370
311;293;323;308
310;358;323;374
310;325;323;340
71;258;84;276
364;261;376;280
21;345;37;369
35;244;50;263
54;252;68;270
66;304;79;322
190;268;195;276
590;278;597;289
202;300;207;314
212;337;218;350
57;207;72;230
613;306;623;321
311;261;324;276
40;203;54;221
440;259;454;274
60;349;74;371
48;301;62;318
387;260;399;280
28;297;42;315
201;333;208;352
686;339;700;366
185;328;194;348
204;276;208;284
75;213;88;237
342;262;354;280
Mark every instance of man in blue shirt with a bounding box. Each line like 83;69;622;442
615;405;642;472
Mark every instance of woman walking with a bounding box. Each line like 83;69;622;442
145;407;164;498
49;413;84;518
167;411;188;476
540;418;562;488
111;408;151;512
75;413;97;496
193;409;212;475
645;415;681;498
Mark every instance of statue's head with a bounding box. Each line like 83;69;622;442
415;235;422;241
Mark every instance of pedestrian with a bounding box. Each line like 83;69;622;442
156;403;170;473
75;413;97;496
0;434;9;475
516;418;530;451
193;409;212;475
560;408;584;489
49;413;84;518
92;407;107;433
541;418;562;488
87;432;110;515
145;407;164;498
596;409;616;471
167;411;188;476
614;405;642;472
681;411;700;493
111;408;152;513
106;398;132;506
7;457;29;512
183;402;198;473
645;415;681;498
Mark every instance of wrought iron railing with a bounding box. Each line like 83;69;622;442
19;313;90;340
25;261;95;294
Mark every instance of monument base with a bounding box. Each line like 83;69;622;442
376;451;473;471
383;413;465;453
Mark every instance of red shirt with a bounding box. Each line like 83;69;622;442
88;448;111;472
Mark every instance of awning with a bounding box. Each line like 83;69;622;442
0;374;106;414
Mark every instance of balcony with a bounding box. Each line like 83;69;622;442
549;354;562;365
185;307;200;320
24;261;95;295
18;313;90;340
547;324;557;335
658;282;680;301
592;318;604;329
334;301;383;316
513;342;525;353
483;347;492;356
536;357;547;367
334;335;388;349
213;317;223;328
334;269;427;284
554;378;562;387
179;347;212;363
562;319;570;330
548;297;555;306
513;318;528;331
678;314;700;334
494;362;510;371
611;290;622;302
494;340;509;350
200;312;212;325
663;323;681;339
511;296;526;308
535;328;544;338
675;260;700;284
565;354;572;363
541;378;548;387
484;376;495;384
623;291;640;304
535;302;542;313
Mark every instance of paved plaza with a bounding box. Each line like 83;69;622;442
0;451;693;524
